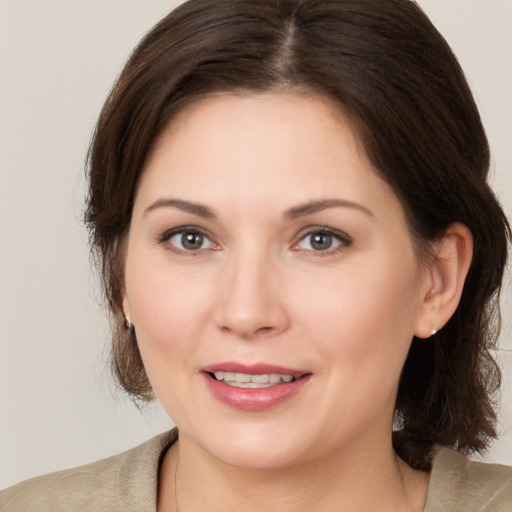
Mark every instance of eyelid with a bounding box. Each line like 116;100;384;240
157;224;351;255
159;225;220;253
291;225;353;253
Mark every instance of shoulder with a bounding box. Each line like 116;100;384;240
0;429;178;512
425;445;512;512
0;452;121;512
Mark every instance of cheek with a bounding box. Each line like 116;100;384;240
298;254;422;377
125;261;217;420
124;252;215;367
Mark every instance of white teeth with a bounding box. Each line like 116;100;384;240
212;372;296;387
269;374;281;384
251;374;269;384
225;382;273;388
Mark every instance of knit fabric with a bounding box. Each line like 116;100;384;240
1;429;511;511
424;445;512;511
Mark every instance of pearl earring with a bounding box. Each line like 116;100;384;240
125;315;134;333
430;321;437;336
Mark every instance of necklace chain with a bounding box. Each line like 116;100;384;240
174;451;180;512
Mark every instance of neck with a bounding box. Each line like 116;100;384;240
159;433;429;512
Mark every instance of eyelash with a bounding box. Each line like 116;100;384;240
291;226;353;256
159;226;219;255
158;225;352;256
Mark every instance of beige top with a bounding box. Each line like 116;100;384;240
1;429;511;511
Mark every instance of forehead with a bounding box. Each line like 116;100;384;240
138;92;385;204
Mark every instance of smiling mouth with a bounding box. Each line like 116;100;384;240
208;371;297;388
203;365;312;410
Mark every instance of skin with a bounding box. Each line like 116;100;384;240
122;92;472;511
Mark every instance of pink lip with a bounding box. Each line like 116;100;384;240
203;362;307;377
202;361;312;412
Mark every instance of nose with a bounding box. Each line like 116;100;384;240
213;249;290;340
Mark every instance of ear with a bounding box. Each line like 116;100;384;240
414;222;473;339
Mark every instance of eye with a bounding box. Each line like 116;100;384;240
162;228;218;253
293;228;351;253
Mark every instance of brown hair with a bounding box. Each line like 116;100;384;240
85;0;510;469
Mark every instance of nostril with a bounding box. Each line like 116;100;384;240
213;293;290;339
256;326;274;333
218;324;276;339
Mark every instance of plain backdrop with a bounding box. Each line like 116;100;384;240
1;0;511;490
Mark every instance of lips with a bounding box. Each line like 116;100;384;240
202;362;312;411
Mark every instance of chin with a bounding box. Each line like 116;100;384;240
189;420;312;471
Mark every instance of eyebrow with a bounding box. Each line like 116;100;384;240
284;199;374;220
143;197;374;221
143;198;216;219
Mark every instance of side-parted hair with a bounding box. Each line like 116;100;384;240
85;0;510;469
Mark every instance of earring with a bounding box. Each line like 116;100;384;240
125;315;135;334
430;321;437;336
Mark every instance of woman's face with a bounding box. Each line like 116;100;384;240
123;93;433;469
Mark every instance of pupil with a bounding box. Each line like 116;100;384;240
182;232;203;250
311;233;332;250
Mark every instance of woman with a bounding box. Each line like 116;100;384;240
1;0;511;510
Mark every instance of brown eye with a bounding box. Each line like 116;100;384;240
294;228;351;253
310;233;333;251
181;232;204;250
167;230;213;251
